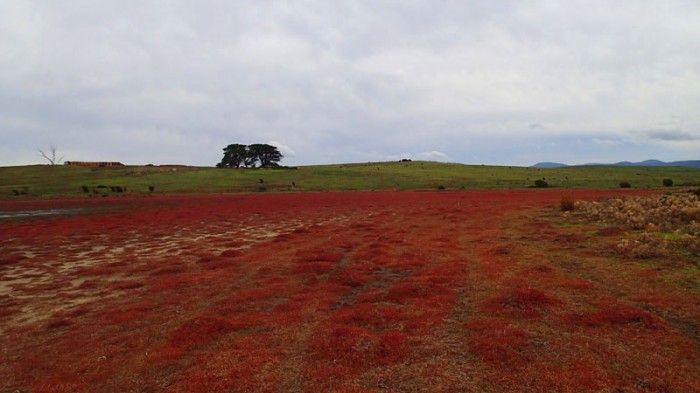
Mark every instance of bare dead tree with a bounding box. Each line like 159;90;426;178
37;144;65;165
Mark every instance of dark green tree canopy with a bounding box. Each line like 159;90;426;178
218;144;248;168
217;143;283;168
248;143;283;168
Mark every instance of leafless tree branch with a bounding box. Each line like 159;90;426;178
37;144;65;165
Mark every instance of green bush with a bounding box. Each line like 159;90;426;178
663;178;673;187
619;181;631;188
534;179;549;188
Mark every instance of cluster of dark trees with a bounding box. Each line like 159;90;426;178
217;143;283;168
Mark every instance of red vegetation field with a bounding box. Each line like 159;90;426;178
1;190;699;392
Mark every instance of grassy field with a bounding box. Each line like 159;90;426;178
1;161;699;198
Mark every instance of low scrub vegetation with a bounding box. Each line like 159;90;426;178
560;195;575;212
575;193;700;233
534;179;549;188
575;192;700;257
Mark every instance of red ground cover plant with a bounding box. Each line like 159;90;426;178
483;287;562;317
465;317;530;368
1;189;699;392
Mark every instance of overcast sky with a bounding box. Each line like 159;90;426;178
1;1;699;167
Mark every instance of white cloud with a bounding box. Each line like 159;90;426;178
416;151;449;162
592;138;623;146
269;140;296;157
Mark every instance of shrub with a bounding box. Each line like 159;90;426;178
81;186;90;193
437;185;446;190
148;185;155;192
575;194;700;257
663;178;673;187
619;181;631;188
615;234;669;259
534;179;549;188
560;196;575;212
576;194;700;232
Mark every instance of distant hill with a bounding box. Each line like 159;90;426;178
670;160;700;168
531;162;568;168
532;160;700;169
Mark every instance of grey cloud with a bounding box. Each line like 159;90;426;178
641;129;700;141
1;1;699;166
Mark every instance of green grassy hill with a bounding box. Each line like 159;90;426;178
1;161;699;198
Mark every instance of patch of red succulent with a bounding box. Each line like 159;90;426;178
1;189;698;392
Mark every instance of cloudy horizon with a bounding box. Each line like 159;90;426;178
1;1;698;167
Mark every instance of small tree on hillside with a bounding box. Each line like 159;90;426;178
243;148;258;168
248;143;283;168
217;143;283;168
218;144;248;168
38;144;65;165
